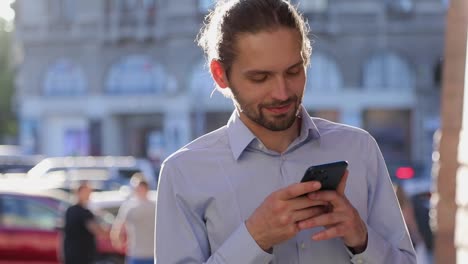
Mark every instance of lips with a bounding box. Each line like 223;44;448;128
264;103;292;114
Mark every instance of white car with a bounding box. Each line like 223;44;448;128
27;156;158;191
89;189;157;216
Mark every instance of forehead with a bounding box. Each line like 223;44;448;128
232;27;303;71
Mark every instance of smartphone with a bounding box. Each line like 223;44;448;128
300;161;348;190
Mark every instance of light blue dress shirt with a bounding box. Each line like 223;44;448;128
155;107;416;263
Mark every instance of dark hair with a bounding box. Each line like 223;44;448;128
197;0;312;76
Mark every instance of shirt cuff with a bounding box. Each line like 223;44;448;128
217;222;274;264
347;225;388;264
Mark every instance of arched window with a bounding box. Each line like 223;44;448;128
106;55;166;94
306;52;343;93
363;52;414;91
43;59;87;96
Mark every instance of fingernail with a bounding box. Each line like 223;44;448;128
312;181;320;189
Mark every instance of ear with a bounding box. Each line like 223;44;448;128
210;60;229;89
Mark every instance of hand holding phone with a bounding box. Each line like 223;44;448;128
301;161;348;191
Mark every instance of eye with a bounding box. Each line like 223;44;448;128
287;66;302;76
249;74;268;83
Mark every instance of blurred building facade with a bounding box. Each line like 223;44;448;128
13;0;445;173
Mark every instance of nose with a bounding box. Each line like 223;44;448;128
271;76;289;101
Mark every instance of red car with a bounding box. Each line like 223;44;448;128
0;190;125;264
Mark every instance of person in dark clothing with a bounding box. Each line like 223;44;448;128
62;182;106;264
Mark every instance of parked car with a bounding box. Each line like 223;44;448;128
27;156;158;191
0;155;43;174
89;189;157;217
0;189;125;264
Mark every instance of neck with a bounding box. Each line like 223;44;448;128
240;114;301;153
78;200;87;207
136;192;148;200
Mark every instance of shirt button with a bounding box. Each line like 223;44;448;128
356;258;364;264
300;242;306;249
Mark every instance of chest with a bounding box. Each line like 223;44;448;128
191;152;368;256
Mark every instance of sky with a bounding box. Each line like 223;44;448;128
0;0;15;21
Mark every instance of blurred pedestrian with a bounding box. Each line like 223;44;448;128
62;181;107;264
395;183;433;264
111;174;156;264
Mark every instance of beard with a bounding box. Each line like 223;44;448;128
230;86;302;131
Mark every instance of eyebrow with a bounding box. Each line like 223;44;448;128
244;60;304;76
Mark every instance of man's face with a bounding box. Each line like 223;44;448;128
78;184;92;202
227;27;307;132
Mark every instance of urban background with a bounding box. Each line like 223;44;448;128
0;0;456;263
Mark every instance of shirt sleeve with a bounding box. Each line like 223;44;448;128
155;160;273;264
349;135;416;264
114;202;130;226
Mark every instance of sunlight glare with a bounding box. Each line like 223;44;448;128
0;0;15;21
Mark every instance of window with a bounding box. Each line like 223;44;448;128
1;196;58;230
119;0;157;27
106;55;166;94
64;128;90;156
363;109;411;163
363;52;414;91
306;53;343;93
43;59;87;96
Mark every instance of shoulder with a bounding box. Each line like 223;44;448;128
312;118;370;137
162;126;230;166
69;204;93;218
312;118;373;142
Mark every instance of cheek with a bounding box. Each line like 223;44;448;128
290;76;306;94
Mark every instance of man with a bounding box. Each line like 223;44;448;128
111;175;156;264
63;182;106;264
155;0;416;263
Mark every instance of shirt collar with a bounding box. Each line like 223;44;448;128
226;111;257;160
226;106;321;160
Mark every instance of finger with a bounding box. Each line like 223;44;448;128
336;170;348;196
296;211;345;230
311;225;344;241
290;195;329;211
292;205;328;222
277;181;322;200
306;190;347;210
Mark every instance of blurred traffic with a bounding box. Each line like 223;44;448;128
0;145;158;264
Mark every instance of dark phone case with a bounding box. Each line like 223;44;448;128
301;161;348;190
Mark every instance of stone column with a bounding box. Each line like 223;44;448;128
435;0;468;263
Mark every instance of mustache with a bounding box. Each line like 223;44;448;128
261;97;297;108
